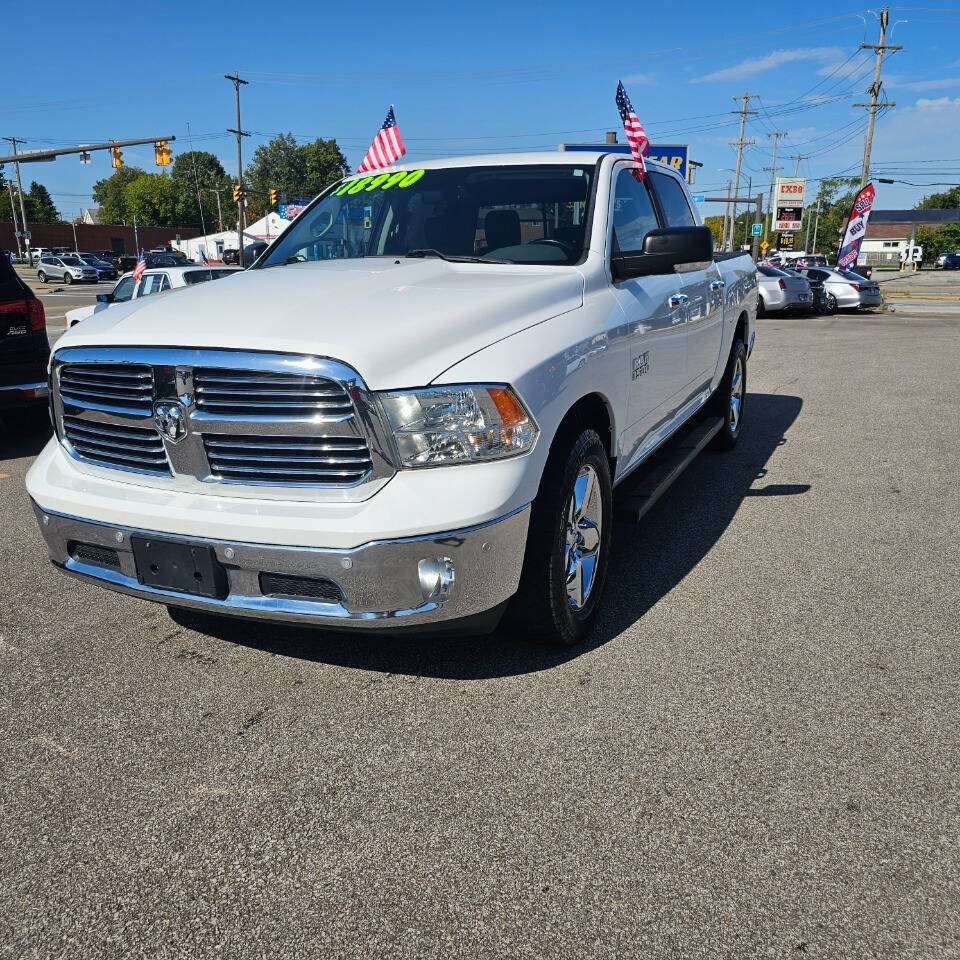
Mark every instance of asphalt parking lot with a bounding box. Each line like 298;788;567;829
2;308;959;958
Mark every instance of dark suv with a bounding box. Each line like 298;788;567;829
0;253;50;432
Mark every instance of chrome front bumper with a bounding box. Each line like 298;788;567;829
32;501;530;629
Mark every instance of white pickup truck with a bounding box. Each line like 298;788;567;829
27;152;757;646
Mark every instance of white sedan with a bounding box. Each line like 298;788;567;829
66;265;242;327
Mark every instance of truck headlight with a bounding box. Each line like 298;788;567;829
379;385;537;467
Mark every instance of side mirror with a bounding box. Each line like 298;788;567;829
96;294;112;303
612;226;714;281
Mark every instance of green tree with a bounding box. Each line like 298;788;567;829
244;133;348;220
703;215;724;248
93;166;146;223
916;223;960;261
170;149;232;231
915;185;960;210
171;150;226;187
27;181;58;222
808;177;861;257
122;173;199;228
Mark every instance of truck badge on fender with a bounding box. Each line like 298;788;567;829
632;351;650;380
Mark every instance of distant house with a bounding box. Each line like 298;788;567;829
861;209;960;264
81;208;100;225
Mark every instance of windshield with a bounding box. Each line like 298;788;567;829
258;164;594;268
757;265;789;277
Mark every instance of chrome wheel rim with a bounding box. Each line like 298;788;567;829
564;464;603;611
730;356;743;432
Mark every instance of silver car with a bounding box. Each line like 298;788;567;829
36;255;98;285
756;264;812;314
799;267;882;311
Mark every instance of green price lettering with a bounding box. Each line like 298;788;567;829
397;169;425;188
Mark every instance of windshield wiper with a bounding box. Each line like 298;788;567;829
405;248;509;264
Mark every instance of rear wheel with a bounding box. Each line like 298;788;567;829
509;427;612;646
711;338;746;450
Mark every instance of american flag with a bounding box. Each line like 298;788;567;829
357;105;406;173
199;248;209;265
616;81;649;180
132;249;146;282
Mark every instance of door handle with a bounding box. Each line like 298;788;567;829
710;279;726;290
668;293;689;308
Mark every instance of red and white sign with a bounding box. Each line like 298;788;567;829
775;177;806;208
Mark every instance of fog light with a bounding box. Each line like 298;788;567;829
418;557;455;602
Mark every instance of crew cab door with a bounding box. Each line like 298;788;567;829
647;169;725;394
607;164;687;459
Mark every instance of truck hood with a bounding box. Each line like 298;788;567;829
55;258;584;389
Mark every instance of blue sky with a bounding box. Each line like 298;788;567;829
3;0;959;221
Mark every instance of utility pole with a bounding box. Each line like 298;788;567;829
133;214;139;253
5;176;22;262
722;179;732;251
790;154;806;177
729;93;758;251
763;131;787;242
812;201;822;253
751;193;764;261
855;7;902;188
225;72;250;266
741;176;753;250
4;138;32;265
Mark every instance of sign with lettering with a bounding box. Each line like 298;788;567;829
775;177;806;208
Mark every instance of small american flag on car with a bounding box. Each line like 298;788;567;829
132;249;146;282
616;81;649;180
357;105;406;173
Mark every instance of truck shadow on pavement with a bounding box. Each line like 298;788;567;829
173;392;805;678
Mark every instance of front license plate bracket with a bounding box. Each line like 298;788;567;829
131;537;228;599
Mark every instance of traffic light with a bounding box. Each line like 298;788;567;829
232;183;242;204
110;146;124;168
269;188;278;206
154;140;172;166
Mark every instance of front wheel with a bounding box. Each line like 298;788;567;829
37;271;46;283
508;427;613;646
62;273;72;285
711;338;746;450
823;292;837;314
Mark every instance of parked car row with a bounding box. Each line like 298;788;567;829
756;264;882;315
938;251;960;270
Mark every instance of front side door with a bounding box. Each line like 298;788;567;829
648;170;724;393
607;164;687;464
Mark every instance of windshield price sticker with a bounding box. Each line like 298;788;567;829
335;169;426;196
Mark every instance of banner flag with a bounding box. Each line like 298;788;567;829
836;183;876;270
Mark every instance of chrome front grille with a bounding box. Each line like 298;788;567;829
194;368;353;418
51;348;394;498
63;415;170;475
204;434;373;485
59;363;154;415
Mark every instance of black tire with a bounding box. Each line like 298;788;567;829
37;271;46;283
757;296;766;318
824;292;837;314
711;337;746;450
508;426;613;647
62;272;72;285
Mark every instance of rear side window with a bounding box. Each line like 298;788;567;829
611;169;660;254
138;273;170;297
649;171;695;227
183;270;214;285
